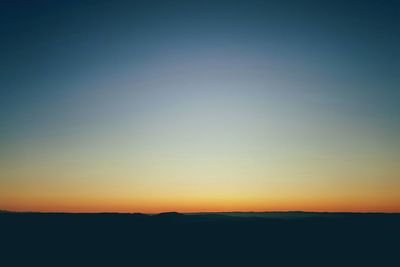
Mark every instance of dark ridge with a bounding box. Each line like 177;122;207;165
152;212;186;220
0;210;13;213
155;211;184;216
1;211;399;266
130;212;150;217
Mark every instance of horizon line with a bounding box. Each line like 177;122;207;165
2;209;400;214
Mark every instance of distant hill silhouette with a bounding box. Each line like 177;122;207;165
153;211;185;217
1;211;399;266
0;210;14;213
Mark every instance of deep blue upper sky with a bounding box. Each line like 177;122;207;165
1;1;398;135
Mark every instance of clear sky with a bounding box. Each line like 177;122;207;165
1;0;399;212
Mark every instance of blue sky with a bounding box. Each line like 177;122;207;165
0;0;399;212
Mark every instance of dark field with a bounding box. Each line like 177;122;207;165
1;211;399;266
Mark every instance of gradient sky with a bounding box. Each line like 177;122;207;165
1;0;399;212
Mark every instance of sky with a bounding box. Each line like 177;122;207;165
0;0;399;213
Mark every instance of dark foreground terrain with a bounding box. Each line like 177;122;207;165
1;211;399;266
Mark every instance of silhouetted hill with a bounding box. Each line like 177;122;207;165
153;211;185;218
1;211;399;266
0;210;14;213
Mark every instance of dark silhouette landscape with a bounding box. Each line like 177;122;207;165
2;211;399;266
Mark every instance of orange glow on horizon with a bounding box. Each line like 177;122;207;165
2;195;399;213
